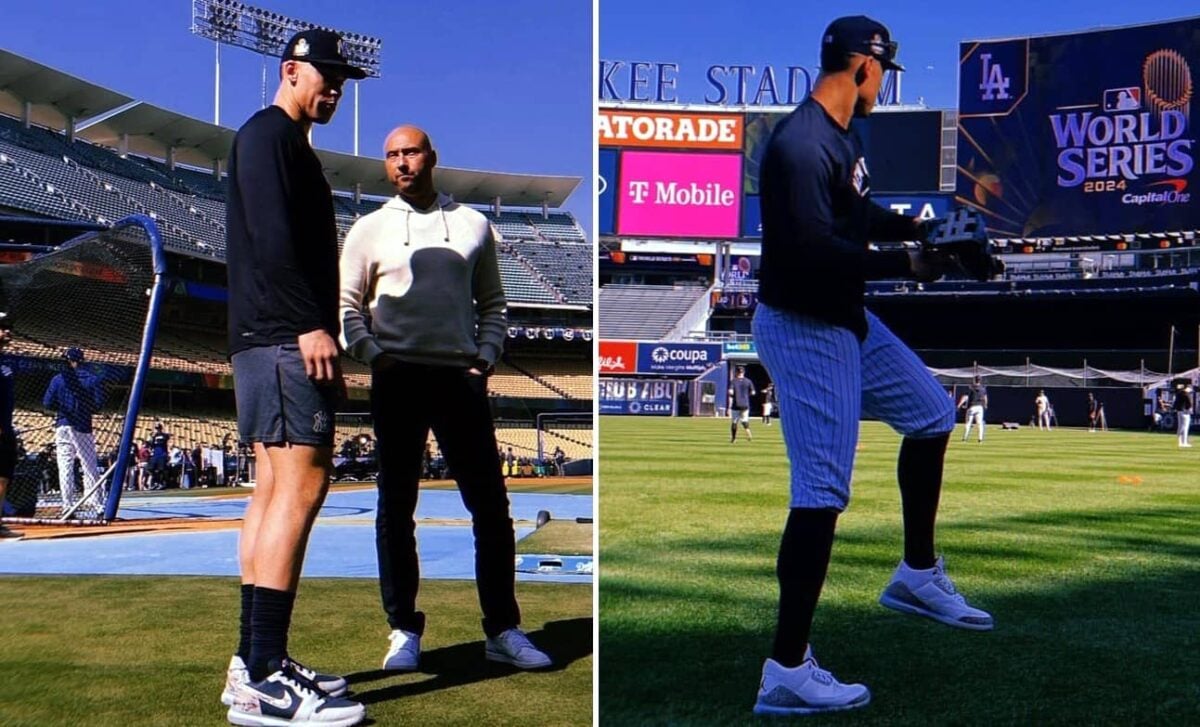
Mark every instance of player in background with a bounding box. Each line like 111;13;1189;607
750;16;991;717
43;347;105;515
0;316;19;538
959;377;987;443
729;366;756;442
762;383;777;425
222;29;366;727
339;125;550;673
1034;390;1051;431
1087;393;1101;432
1175;384;1193;447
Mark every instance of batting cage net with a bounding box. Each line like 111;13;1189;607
0;216;166;524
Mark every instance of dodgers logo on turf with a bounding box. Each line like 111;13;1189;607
313;411;330;434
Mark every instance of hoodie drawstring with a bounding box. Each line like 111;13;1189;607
440;204;450;242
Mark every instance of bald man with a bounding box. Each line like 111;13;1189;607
339;126;551;672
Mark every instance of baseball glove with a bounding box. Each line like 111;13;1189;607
919;208;1005;281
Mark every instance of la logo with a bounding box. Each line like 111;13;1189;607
979;53;1011;101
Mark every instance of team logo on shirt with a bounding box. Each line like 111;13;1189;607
851;157;870;197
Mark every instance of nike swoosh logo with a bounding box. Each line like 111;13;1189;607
255;691;294;710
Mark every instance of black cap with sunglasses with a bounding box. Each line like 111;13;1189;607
821;16;904;72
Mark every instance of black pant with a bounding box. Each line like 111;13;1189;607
372;362;520;638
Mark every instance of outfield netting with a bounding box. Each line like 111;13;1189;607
0;217;164;523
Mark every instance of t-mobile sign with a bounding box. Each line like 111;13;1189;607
617;151;742;238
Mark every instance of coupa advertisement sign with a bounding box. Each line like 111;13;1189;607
635;342;723;375
617;151;742;238
957;18;1199;237
599;378;677;416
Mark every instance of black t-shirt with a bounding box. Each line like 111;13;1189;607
1175;390;1193;412
226;106;339;356
967;385;987;406
731;378;755;410
758;98;915;339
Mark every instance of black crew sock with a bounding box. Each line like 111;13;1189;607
730;423;738;441
248;587;296;682
236;583;254;661
897;433;950;570
771;507;838;668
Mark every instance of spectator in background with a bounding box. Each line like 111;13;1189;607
168;444;183;488
0;316;19;538
149;422;171;488
136;440;152;490
1087;393;1104;432
1175;384;1193;447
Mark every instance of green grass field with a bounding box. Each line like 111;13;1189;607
599;417;1200;725
0;577;591;726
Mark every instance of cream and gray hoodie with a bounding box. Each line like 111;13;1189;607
338;192;507;369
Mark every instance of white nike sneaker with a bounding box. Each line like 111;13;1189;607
221;655;251;706
752;647;870;716
485;628;552;669
222;656;347;706
879;556;994;630
227;667;364;726
382;629;421;671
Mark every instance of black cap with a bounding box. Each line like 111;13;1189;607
282;29;367;80
822;16;904;72
64;347;84;362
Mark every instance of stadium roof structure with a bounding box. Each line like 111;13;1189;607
0;47;581;206
0;49;133;130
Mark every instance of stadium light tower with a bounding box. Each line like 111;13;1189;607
190;0;382;154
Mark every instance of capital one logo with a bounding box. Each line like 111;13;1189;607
979;53;1011;101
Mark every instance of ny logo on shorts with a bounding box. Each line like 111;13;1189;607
312;411;330;434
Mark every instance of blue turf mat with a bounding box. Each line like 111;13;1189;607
0;490;593;584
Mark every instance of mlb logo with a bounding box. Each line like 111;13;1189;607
1103;87;1141;111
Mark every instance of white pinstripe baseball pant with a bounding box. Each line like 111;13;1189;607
752;303;955;511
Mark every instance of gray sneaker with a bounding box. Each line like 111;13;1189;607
485;628;552;669
879;556;994;630
382;629;420;671
753;648;870;716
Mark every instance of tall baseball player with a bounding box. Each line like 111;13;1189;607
750;16;992;716
958;377;988;443
42;347;104;516
222;29;365;727
1034;390;1051;431
729;366;756;442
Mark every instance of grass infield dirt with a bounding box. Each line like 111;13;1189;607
0;577;591;726
599;417;1200;725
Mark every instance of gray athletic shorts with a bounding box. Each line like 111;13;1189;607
232;343;337;447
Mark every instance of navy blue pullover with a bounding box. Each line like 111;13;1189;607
226;106;339;356
758;98;918;339
43;368;104;433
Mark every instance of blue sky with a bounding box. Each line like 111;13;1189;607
600;1;1200;110
0;1;593;233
